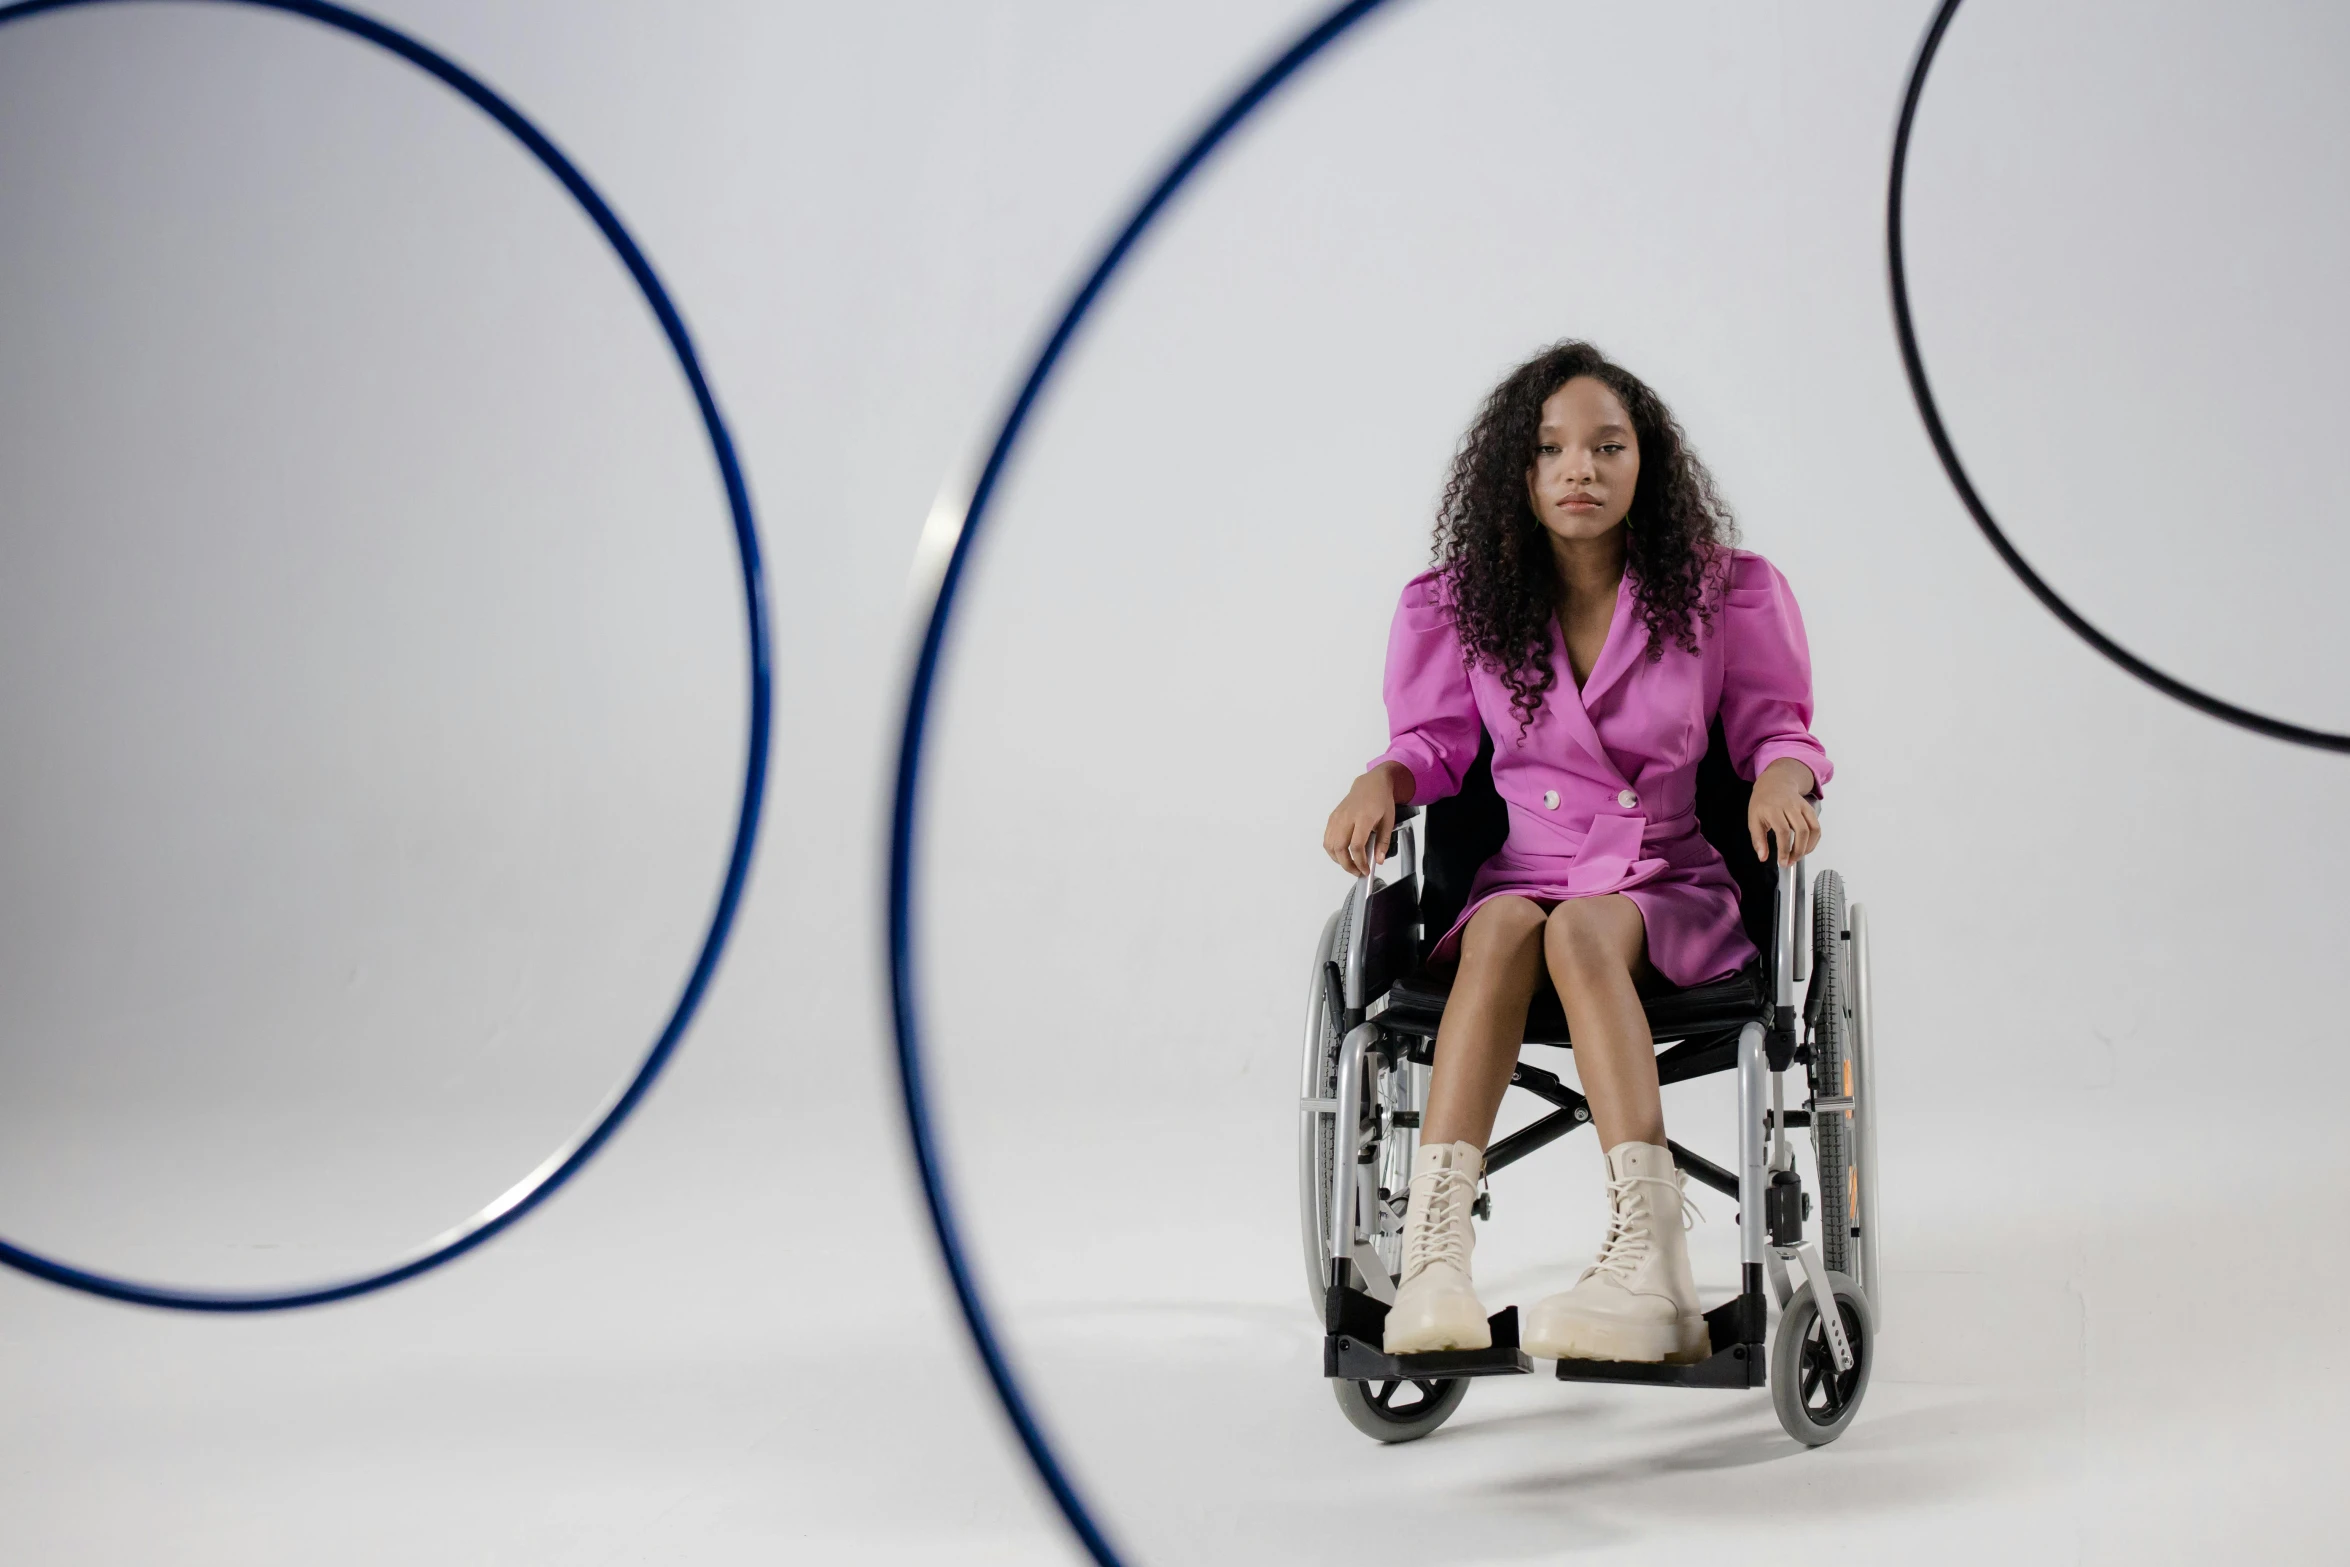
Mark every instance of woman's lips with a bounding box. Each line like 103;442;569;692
1559;494;1601;509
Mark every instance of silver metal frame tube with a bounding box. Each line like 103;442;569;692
1772;863;1796;1010
1794;1242;1855;1373
1737;1020;1768;1269
1769;1065;1787;1172
1300;911;1340;1101
1792;856;1811;985
1328;1023;1377;1269
1340;875;1370;1009
1851;903;1881;1325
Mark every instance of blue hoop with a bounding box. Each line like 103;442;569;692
1889;0;2350;753
886;3;1395;1563
0;0;771;1310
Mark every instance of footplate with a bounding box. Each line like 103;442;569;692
1322;1285;1532;1379
1547;1294;1767;1390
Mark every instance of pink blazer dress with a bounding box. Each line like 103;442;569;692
1367;549;1832;989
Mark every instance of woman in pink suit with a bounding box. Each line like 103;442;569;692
1322;340;1830;1365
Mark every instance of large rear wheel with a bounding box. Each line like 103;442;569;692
1849;902;1881;1320
1300;908;1420;1309
1805;872;1857;1280
1299;912;1343;1309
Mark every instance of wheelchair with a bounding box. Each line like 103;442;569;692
1299;720;1880;1447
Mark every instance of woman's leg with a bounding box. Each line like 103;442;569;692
1541;895;1662;1151
1524;894;1708;1363
1380;895;1547;1354
1420;895;1551;1149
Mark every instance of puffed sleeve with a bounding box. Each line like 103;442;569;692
1364;570;1483;806
1717;551;1834;794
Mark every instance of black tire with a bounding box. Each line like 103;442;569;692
1301;914;1343;1310
1769;1269;1873;1446
1300;908;1412;1312
1331;1375;1469;1443
1806;871;1855;1278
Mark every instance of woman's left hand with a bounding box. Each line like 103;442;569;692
1747;757;1821;866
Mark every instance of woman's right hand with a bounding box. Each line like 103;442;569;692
1324;763;1410;876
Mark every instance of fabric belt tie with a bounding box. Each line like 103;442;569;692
1510;808;1700;896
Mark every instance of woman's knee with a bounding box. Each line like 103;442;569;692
1455;898;1547;986
1544;896;1642;973
1460;896;1546;955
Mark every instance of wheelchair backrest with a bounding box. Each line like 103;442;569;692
1416;717;1776;965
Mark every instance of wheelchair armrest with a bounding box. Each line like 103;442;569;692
1338;819;1423;1012
1769;796;1824;1055
1781;794;1823;988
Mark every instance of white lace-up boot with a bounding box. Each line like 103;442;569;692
1523;1140;1710;1363
1380;1140;1491;1354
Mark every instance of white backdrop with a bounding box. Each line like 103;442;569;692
0;1;2344;1563
0;0;743;1284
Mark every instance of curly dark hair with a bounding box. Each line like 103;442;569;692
1433;339;1737;735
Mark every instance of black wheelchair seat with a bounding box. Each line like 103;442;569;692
1378;715;1779;1048
1375;958;1767;1048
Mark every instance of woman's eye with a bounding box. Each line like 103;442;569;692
1599;443;1623;454
1538;443;1560;455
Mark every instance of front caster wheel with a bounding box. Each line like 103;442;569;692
1770;1269;1873;1446
1331;1376;1468;1443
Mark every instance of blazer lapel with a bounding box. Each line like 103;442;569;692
1539;612;1629;784
1574;570;1643;712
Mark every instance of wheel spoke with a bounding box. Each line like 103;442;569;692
1796;1316;1847;1419
1793;1304;1861;1423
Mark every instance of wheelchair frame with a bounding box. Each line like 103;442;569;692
1299;797;1880;1445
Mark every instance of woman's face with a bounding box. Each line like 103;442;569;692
1525;375;1641;545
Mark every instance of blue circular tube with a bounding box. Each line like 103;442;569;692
0;0;771;1310
886;3;1397;1563
1888;0;2350;753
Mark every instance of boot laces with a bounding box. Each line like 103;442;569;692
1582;1173;1702;1285
1398;1166;1476;1284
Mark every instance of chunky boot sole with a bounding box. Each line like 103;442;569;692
1382;1295;1493;1354
1524;1313;1709;1364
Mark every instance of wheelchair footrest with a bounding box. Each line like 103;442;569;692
1331;1335;1533;1381
1323;1289;1532;1380
1548;1294;1766;1390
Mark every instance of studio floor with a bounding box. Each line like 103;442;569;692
1;1065;2336;1566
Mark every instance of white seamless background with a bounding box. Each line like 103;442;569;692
0;2;2340;1564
